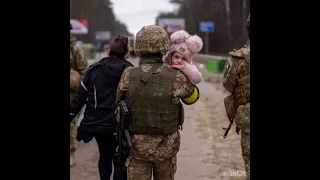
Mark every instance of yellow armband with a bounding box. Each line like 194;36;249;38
182;86;200;105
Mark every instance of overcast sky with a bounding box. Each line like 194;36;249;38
111;0;175;35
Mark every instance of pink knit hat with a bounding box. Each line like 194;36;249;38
164;30;203;65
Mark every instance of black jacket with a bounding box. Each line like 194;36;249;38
70;57;134;133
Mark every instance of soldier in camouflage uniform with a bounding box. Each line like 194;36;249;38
70;23;88;167
222;14;250;180
70;68;81;97
116;25;200;180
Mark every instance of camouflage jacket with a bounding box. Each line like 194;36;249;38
70;68;81;96
70;33;88;78
116;62;197;161
222;40;250;134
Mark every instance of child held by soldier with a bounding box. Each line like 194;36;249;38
163;30;203;85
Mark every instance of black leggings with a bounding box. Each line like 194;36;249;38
94;132;127;180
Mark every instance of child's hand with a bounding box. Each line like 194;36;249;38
171;62;186;69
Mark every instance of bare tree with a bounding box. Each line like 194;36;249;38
225;0;233;41
161;0;250;54
71;0;131;43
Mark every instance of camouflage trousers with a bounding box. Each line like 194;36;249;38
241;131;250;180
70;115;79;157
126;154;177;180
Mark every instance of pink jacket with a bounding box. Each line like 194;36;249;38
163;53;202;85
180;62;202;85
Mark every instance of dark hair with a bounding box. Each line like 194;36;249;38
109;35;129;58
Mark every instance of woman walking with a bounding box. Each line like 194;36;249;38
70;36;133;180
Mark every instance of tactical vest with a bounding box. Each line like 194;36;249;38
128;66;180;135
233;44;250;108
234;72;250;108
223;44;250;119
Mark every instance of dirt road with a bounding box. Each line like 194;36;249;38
71;58;246;180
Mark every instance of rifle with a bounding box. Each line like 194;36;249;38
223;119;240;138
115;94;132;172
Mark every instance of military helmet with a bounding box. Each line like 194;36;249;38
135;25;171;54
